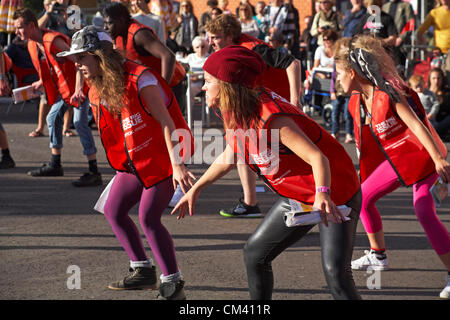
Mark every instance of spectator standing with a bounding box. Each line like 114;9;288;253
428;68;450;138
239;3;260;38
199;0;218;35
353;0;397;48
219;0;232;14
253;1;267;40
149;0;178;34
173;0;198;53
130;0;166;42
342;0;366;38
310;0;341;47
0;122;15;169
235;0;256;17
417;0;450;57
260;0;288;42
282;0;300;58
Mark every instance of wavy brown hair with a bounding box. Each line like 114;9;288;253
216;80;261;130
88;47;126;115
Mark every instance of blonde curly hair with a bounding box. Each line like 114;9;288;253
334;35;408;99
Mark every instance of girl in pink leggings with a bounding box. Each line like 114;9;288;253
334;35;450;299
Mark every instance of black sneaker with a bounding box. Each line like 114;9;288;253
219;198;263;218
27;163;63;177
157;280;186;300
0;156;15;169
108;266;157;290
72;172;103;187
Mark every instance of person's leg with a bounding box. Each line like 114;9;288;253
331;98;340;137
30;96;49;136
103;172;159;290
343;97;354;143
63;107;74;136
244;198;315;299
319;190;362;300
351;160;401;270
413;173;450;264
0;122;14;169
72;99;102;187
219;164;262;218
138;177;178;278
28;99;67;176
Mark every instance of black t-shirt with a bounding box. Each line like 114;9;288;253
252;44;295;69
354;12;397;39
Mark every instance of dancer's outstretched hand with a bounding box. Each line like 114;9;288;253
170;187;200;220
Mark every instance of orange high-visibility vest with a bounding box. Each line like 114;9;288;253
226;88;360;205
89;60;194;188
349;87;447;185
115;19;186;87
27;29;76;106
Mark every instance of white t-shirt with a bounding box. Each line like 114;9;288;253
138;70;170;106
314;46;334;68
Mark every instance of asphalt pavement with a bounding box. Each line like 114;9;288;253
1;99;449;302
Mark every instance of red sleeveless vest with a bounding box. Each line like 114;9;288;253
115;20;186;87
27;29;76;106
348;87;447;186
89;60;194;188
226;88;360;205
238;34;291;100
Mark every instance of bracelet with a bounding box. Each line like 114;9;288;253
316;186;330;194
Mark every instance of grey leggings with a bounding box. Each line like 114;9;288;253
243;190;362;300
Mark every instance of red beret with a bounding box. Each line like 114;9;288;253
203;45;266;88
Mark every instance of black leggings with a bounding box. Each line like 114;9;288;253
243;190;362;300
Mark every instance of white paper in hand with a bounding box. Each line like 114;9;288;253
94;175;116;214
284;199;351;227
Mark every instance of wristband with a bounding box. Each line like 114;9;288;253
316;186;330;194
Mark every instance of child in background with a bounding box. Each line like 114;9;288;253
409;74;440;122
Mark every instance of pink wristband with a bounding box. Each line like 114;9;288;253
316;186;330;194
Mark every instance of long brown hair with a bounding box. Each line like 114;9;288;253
88;47;126;114
217;80;261;130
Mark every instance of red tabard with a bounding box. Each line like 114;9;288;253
237;34;291;100
27;29;76;106
89;60;195;188
115;20;186;87
348;88;447;186
225;88;360;205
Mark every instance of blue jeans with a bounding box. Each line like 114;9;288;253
73;99;97;156
47;98;68;149
331;96;353;135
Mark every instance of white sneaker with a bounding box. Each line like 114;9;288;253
168;185;184;208
351;250;389;271
439;275;450;299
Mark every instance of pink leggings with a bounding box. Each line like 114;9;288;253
361;160;450;255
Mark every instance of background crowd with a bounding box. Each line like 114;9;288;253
0;0;450;169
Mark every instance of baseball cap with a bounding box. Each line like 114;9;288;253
57;25;113;58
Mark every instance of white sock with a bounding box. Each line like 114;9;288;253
160;271;182;283
130;258;153;269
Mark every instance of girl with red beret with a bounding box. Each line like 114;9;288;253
172;45;363;300
334;35;450;299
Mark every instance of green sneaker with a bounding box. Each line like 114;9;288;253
219;198;263;218
108;266;157;290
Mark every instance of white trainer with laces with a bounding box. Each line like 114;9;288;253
351;250;389;271
439;275;450;299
